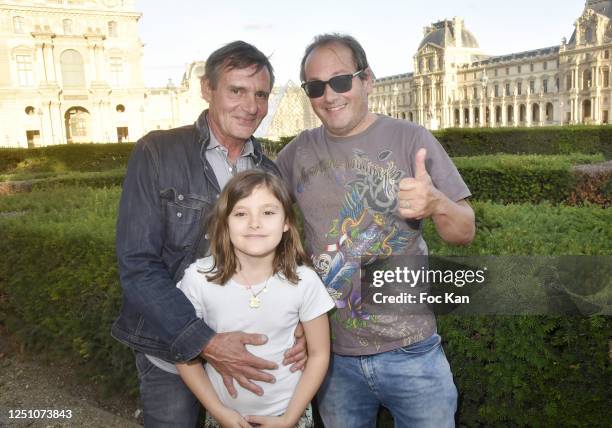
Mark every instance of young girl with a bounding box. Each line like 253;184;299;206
176;170;334;428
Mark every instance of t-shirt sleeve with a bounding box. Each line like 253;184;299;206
177;263;205;319
412;127;471;202
298;267;336;322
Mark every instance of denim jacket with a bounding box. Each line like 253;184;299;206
111;110;280;363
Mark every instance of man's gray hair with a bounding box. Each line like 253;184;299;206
203;40;275;90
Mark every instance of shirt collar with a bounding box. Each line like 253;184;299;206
206;120;254;158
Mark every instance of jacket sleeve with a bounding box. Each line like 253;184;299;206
115;137;215;362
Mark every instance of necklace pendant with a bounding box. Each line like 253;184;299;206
249;296;261;308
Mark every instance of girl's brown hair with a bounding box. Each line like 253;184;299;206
206;170;310;284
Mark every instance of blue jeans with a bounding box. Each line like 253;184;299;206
135;352;200;427
317;334;457;428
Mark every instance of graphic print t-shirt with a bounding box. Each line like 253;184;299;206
276;116;471;355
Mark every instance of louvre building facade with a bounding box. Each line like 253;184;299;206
370;0;612;130
2;1;611;148
0;0;317;148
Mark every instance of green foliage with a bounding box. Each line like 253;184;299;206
0;187;137;394
453;154;607;205
432;125;612;159
438;315;611;427
424;201;612;256
2;188;610;424
29;169;126;191
268;126;612;159
0;144;133;179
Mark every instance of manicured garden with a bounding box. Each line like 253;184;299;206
0;126;610;426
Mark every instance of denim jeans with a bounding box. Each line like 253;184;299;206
135;352;200;427
317;334;457;428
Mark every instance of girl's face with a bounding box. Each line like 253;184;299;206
228;185;289;262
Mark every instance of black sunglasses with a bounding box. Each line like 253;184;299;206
301;70;364;98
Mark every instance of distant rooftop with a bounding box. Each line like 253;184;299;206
471;46;560;67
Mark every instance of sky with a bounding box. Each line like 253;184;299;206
137;0;587;87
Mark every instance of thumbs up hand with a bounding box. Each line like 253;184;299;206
397;148;442;220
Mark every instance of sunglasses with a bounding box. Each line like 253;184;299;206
301;70;364;98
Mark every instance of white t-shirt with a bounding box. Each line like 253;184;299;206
177;257;334;416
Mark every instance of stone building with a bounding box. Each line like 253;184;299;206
0;0;150;147
0;0;316;148
370;0;612;129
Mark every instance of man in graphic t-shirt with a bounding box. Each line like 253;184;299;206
276;33;475;428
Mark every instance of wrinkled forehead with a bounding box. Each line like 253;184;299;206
219;62;272;90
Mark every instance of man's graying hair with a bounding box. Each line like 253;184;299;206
203;40;275;90
299;33;370;82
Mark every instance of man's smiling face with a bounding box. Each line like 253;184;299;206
303;42;372;137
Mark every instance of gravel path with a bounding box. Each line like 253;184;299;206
0;334;142;428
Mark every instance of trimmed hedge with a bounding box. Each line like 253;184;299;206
1;187;610;426
266;126;612;158
453;154;610;205
0;143;133;180
432;126;612;159
2;144;609;207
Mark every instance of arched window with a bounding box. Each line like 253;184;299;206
65;106;90;143
545;103;553;122
13;16;25;33
507;105;514;123
464;108;470;124
495;106;502;123
474;107;480;124
583;100;592;121
454;109;460;125
532;103;540;122
60;50;85;87
519;104;526;122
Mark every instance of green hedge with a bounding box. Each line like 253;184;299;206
266;126;612;158
1;126;610;179
29;169;126;191
453;154;610;205
1;187;610;426
432;126;612;159
0;149;612;207
0;143;133;180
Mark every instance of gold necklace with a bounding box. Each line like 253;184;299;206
239;272;270;309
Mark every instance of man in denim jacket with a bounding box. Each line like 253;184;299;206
111;41;306;427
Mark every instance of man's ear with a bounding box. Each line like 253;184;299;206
201;78;212;102
363;67;374;94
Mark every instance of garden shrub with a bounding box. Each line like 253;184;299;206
453;154;605;205
272;126;612;158
1;189;610;426
0;144;134;179
433;126;612;159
